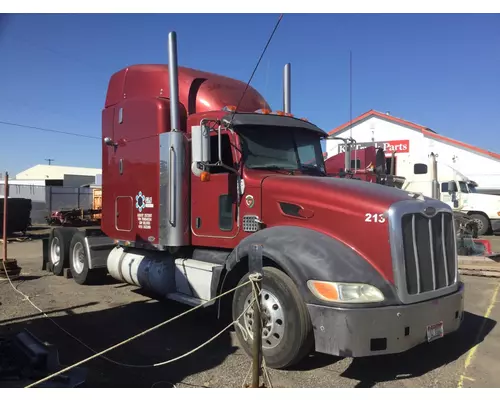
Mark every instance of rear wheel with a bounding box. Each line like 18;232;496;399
470;213;490;236
50;228;76;275
232;266;314;369
69;232;106;285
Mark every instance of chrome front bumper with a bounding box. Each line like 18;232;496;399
307;282;465;357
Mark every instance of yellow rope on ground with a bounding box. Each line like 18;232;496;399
23;278;251;388
3;257;270;389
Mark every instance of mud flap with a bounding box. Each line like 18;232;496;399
41;236;51;272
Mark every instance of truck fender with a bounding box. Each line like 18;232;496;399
224;225;399;307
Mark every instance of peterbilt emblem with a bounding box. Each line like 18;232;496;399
245;195;255;208
423;206;437;217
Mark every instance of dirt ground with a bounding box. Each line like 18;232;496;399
1;230;500;388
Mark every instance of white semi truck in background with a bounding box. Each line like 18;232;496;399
400;154;500;236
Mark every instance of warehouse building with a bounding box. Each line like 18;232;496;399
326;110;500;192
14;164;102;187
1;164;102;225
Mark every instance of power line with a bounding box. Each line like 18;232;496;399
0;121;100;140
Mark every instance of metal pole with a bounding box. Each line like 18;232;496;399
390;151;396;175
283;63;291;114
345;143;351;172
168;31;180;132
249;244;263;388
3;172;8;262
430;152;439;199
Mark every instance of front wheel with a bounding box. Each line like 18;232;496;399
232;267;314;369
470;213;490;236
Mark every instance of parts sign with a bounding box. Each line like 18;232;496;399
338;140;410;155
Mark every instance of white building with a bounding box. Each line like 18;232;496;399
326;110;500;191
15;164;102;187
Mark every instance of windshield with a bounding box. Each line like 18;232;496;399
236;125;326;176
467;183;477;193
459;181;469;193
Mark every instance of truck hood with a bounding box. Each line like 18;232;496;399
261;174;419;211
260;175;437;283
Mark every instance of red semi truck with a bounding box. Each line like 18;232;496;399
45;32;464;369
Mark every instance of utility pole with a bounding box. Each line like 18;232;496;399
2;172;7;262
45;158;55;165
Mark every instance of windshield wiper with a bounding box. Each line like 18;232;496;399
299;164;326;176
250;165;298;174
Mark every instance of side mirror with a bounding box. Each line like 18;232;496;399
414;163;428;175
448;181;458;194
191;124;211;176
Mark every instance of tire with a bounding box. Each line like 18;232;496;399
232;266;314;369
470;213;490;236
49;228;76;276
69;231;107;285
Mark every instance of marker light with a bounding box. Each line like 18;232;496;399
223;105;237;112
285;112;294;117
300;117;309;122
200;171;211;182
307;280;385;303
275;110;285;116
256;108;272;114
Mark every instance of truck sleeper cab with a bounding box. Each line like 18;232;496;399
44;31;464;370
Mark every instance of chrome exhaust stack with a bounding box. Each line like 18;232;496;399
283;63;291;114
159;31;189;248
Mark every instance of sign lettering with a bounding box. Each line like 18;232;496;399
137;213;152;230
338;140;410;155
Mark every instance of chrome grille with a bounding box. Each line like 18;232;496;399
389;200;459;304
401;212;456;295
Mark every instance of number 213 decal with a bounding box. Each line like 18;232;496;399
365;213;386;223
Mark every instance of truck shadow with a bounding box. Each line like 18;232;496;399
0;299;240;388
340;311;496;387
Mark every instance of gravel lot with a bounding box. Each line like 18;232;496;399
1;230;500;388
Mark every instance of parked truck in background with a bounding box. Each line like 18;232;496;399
325;145;406;188
44;31;464;369
327;145;500;236
395;153;500;236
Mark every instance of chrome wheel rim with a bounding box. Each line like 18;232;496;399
72;242;85;274
50;237;61;266
243;288;285;349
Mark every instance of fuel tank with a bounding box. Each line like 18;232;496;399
107;247;175;296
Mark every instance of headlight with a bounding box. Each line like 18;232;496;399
307;280;385;303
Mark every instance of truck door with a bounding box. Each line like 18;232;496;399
191;133;239;243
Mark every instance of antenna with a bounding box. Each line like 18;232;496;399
349;50;353;140
45;158;55;165
349;51;357;173
230;14;284;124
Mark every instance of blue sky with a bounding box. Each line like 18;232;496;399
1;13;499;175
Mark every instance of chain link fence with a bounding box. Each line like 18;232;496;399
0;184;95;226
